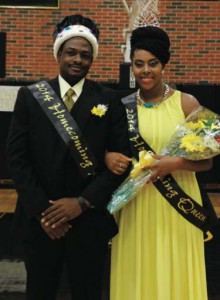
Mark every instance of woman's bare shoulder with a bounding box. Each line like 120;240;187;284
180;91;200;117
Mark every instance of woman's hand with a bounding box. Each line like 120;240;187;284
146;155;183;182
145;154;212;183
105;152;132;175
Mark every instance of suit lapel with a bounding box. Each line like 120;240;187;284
72;79;100;131
48;77;61;98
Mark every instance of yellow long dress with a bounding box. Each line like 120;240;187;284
110;91;207;300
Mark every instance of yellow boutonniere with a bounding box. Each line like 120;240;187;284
91;104;108;117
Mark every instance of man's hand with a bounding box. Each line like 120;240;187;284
41;221;72;240
41;197;82;229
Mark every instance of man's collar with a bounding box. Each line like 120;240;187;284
58;75;85;100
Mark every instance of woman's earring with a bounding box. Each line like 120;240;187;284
162;70;165;75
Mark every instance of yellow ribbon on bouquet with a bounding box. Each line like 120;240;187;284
130;150;155;178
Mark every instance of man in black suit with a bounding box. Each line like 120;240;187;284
7;14;130;300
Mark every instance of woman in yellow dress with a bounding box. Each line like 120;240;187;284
106;26;213;300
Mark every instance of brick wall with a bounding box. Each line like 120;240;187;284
0;0;219;83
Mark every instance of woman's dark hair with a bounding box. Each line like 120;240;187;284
53;14;100;42
130;26;171;64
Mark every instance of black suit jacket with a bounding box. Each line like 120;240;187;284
7;77;130;239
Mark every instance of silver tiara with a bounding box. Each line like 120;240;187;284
133;0;160;30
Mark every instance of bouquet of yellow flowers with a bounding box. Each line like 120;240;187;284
160;106;220;160
107;106;220;214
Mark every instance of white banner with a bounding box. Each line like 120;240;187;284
0;86;20;112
